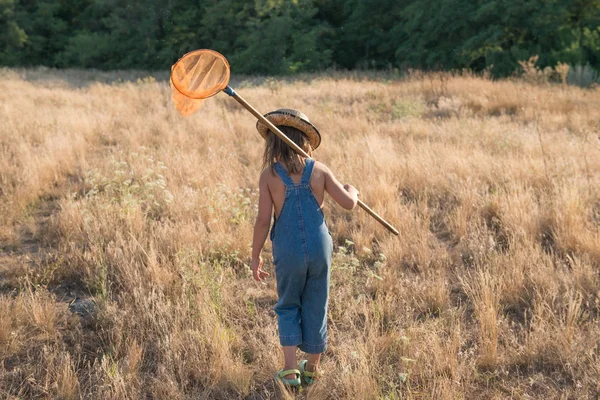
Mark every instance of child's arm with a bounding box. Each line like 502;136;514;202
251;169;272;282
321;162;359;210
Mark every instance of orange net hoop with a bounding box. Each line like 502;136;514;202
170;49;230;115
170;49;230;116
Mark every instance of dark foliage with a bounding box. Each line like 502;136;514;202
1;0;598;75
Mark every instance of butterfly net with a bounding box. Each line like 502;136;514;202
170;49;230;116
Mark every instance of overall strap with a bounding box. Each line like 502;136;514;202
273;162;295;186
301;158;315;185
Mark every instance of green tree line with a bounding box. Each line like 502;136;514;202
1;0;599;76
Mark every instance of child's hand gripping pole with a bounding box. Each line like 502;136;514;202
223;86;400;236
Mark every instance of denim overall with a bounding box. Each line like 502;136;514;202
270;158;333;354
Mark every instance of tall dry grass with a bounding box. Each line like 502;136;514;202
1;67;599;399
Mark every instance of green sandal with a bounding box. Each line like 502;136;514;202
275;369;301;387
298;360;319;385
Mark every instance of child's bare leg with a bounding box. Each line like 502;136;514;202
282;346;297;379
305;352;321;372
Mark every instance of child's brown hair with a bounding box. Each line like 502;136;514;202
263;126;313;174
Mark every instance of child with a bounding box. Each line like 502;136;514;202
251;109;359;387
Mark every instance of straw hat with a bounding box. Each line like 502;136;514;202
256;109;321;149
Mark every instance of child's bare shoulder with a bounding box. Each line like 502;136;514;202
259;167;274;183
313;160;331;176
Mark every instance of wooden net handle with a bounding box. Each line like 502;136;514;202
223;86;399;236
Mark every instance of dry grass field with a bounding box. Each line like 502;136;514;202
0;67;599;399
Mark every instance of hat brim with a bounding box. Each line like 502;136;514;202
256;111;321;149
